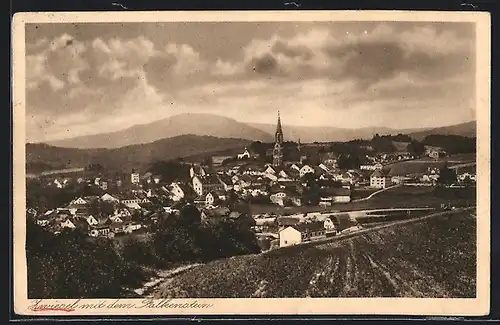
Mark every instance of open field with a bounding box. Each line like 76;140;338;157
250;185;475;216
351;187;381;200
385;153;476;176
154;209;476;298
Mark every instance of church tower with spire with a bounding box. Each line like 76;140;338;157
272;111;284;167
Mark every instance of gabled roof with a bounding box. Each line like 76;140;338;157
289;221;325;233
197;174;222;185
371;169;388;177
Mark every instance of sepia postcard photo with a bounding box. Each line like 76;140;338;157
12;10;491;316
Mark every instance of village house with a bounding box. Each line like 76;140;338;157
279;221;326;247
131;171;140;185
204;191;221;206
192;174;224;197
427;148;447;159
458;172;476;183
101;193;120;203
190;164;207;179
323;216;339;234
237;147;252;160
299;164;315;178
85;215;99;226
60;218;76;229
217;174;233;191
264;165;276;175
169;182;191;201
239;163;264;176
370;169;392;189
360;162;383;171
270;191;287;206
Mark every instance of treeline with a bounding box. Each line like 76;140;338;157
422;135;476;154
121;203;260;268
26;217;146;298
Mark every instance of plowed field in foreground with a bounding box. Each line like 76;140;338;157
154;210;476;298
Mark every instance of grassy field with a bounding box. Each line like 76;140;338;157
386;153;476;176
250;186;475;216
351;187;380;200
154;210;476;298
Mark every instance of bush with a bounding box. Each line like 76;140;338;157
26;220;146;299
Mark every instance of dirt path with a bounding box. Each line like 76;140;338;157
134;263;203;297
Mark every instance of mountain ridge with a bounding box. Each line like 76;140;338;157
42;113;476;149
47;113;273;149
27;134;251;173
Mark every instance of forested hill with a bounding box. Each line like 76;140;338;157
26;135;251;173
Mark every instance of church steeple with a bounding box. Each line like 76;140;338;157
275;110;283;144
273;111;284;167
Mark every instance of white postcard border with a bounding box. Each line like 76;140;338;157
12;10;491;316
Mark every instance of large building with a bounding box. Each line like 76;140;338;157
370;169;391;189
272;111;284;167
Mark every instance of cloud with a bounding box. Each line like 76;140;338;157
240;23;474;87
25;22;475;142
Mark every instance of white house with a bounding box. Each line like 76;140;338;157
131;172;140;185
85;215;99;226
279;226;303;247
170;183;186;201
323;217;338;233
37;219;50;227
458;172;476;182
101;193;120;203
192;176;204;197
237;147;251;160
60;219;76;229
264;166;276;175
318;163;329;172
279;222;326;247
70;197;88;205
370;170;391;189
205;192;217;206
109;215;123;223
299;165;315;178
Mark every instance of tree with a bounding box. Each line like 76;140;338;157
437;162;457;186
147;160;190;184
26;220;146;299
249;141;268;157
407;141;426;156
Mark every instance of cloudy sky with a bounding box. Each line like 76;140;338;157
25;21;476;142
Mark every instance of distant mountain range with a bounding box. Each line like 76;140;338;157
27;135;251;174
406;121;477;141
48;113;273;149
45;113;476;149
250;121;476;143
27;114;476;174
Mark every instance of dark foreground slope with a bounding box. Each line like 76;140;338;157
155;211;476;298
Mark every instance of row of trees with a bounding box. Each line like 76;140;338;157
122;202;261;268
